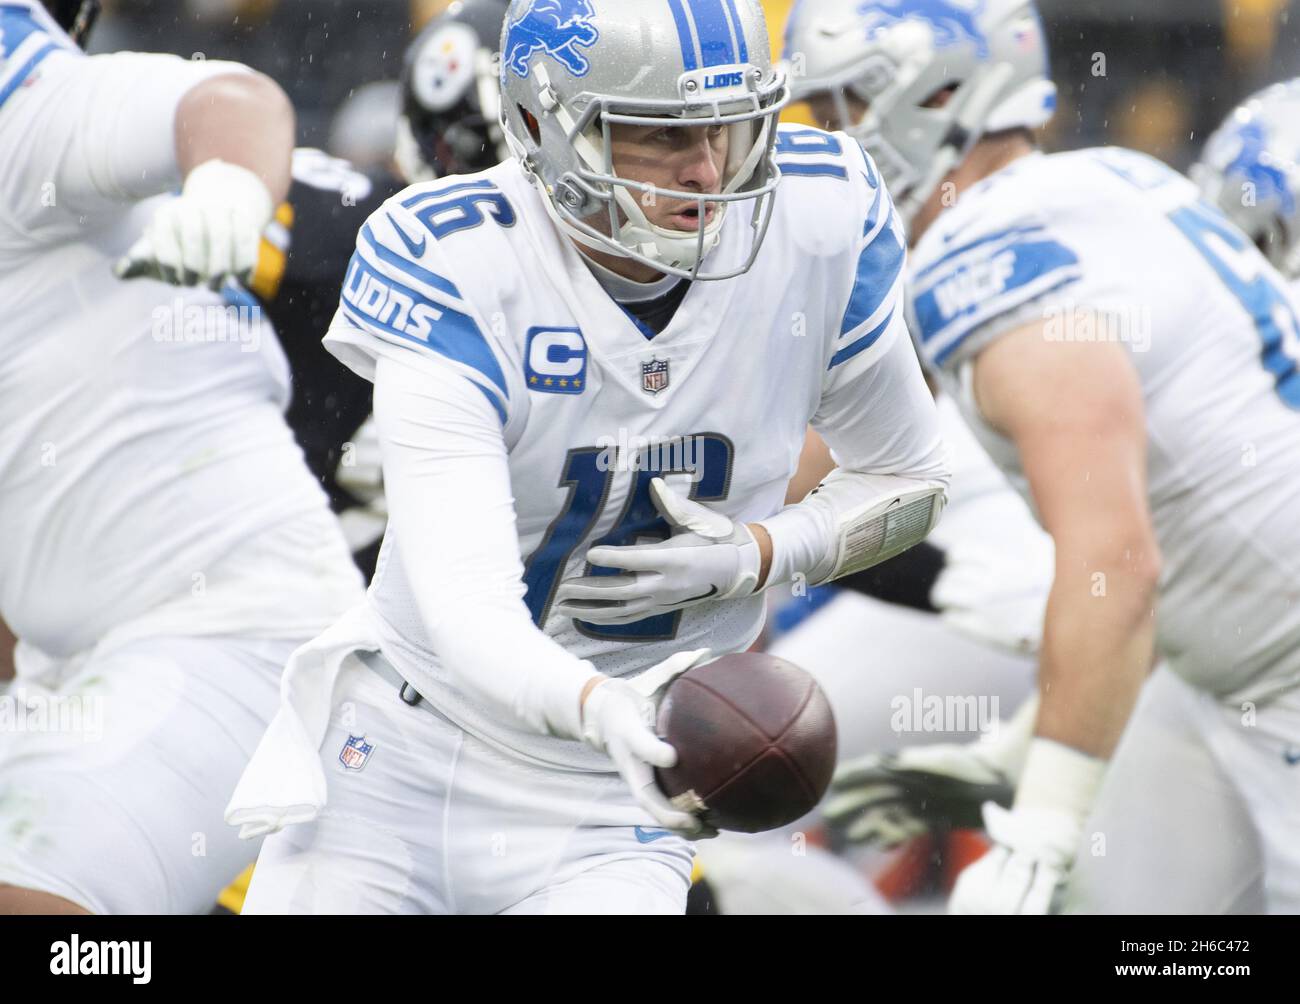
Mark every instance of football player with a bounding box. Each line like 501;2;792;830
226;0;950;914
787;0;1300;913
0;2;363;913
1194;79;1300;290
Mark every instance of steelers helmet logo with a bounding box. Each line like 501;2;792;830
411;22;479;113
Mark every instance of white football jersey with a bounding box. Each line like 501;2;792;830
909;147;1300;703
0;6;360;656
326;126;947;768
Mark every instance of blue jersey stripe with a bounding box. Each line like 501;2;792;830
861;181;885;237
853;140;879;189
931;275;1080;368
776;162;848;179
913;223;1047;284
830;307;895;370
340;304;507;424
841;222;905;336
665;0;699;71
360;225;462;300
914;237;1081;351
341;252;508;400
0;40;59;108
470;381;509;424
401;179;497;210
721;0;749;62
687;0;737;67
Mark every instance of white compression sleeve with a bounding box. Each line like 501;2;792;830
372;354;598;741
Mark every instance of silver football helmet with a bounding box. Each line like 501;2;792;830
499;0;789;280
783;0;1056;223
1193;79;1300;280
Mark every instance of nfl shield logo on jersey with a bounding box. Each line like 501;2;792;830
339;734;373;771
641;358;670;395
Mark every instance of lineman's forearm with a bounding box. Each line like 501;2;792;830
1033;559;1156;760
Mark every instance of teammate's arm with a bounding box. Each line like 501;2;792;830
18;47;293;286
113;68;294;288
172;72;294;205
949;318;1160;914
975;323;1159;761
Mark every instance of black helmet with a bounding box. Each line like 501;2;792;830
43;0;100;46
395;0;511;183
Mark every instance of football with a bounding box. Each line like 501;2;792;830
654;652;838;833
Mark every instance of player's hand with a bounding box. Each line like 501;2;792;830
580;648;718;839
823;743;1016;847
114;159;273;290
931;538;1051;655
948;803;1080;914
554;478;760;625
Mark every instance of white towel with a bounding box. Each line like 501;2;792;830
224;603;379;839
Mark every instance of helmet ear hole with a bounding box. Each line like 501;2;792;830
922;84;960;110
521;107;542;146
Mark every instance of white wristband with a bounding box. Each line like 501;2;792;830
1014;736;1106;823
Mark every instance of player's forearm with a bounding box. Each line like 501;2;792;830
374;356;598;741
419;592;600;740
1034;540;1159;761
174;72;294;204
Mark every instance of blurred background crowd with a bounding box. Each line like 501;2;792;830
87;0;1300;174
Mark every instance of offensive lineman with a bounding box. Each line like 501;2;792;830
227;0;949;914
1195;79;1300;294
0;2;362;913
787;0;1300;913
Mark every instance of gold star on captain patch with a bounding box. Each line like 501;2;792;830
529;375;539;385
559;378;568;387
544;377;554;386
573;378;582;388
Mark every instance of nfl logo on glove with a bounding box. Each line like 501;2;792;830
641;358;669;395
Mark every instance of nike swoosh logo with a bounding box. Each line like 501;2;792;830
1284;748;1300;766
387;213;427;257
634;826;674;843
680;586;719;604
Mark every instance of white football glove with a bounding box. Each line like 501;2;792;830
554;478;760;626
930;537;1052;656
822;694;1038;846
947;802;1081;914
581;648;717;838
114;159;273;290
